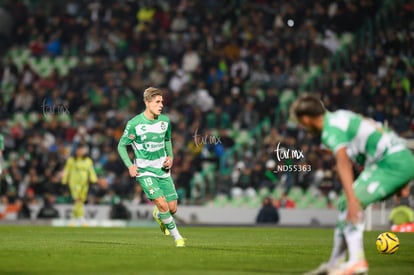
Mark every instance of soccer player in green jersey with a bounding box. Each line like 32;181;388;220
291;94;414;275
117;87;185;247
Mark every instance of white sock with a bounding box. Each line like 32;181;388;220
343;211;365;263
328;227;347;267
328;211;347;267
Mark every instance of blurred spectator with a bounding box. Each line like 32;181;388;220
182;45;200;73
274;193;296;209
0;196;21;220
237;99;259;130
0;133;4;175
256;197;279;224
37;193;60;219
230;162;256;200
109;195;131;220
206;106;231;129
250;162;267;191
0;5;13;52
17;198;31;219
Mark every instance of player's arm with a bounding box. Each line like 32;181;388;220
117;123;138;177
335;147;360;224
163;121;173;169
117;141;133;168
61;158;73;185
87;158;98;184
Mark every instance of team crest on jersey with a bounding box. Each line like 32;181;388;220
161;122;166;130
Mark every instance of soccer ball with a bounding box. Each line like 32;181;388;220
376;232;399;254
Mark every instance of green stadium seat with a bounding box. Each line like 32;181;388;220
296;197;310;209
313;196;328;209
230;196;245;208
54;57;70;76
271;187;283;200
68;56;79;68
212;194;229;207
288;187;303;202
257;188;270;199
246;196;262;208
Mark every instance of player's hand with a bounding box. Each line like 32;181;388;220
163;156;173;169
128;165;139;177
346;197;361;224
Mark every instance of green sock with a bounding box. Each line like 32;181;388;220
159;211;182;240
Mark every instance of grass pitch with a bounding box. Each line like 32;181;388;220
0;226;413;275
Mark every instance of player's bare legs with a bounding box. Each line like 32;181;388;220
167;200;177;215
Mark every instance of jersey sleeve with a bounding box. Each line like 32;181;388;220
117;121;136;168
164;118;171;141
321;127;349;153
164;118;173;158
62;157;74;184
87;158;98;183
321;111;353;153
119;122;136;146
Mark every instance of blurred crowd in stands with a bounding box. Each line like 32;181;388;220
1;0;414;217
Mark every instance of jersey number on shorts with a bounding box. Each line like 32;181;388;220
143;177;153;187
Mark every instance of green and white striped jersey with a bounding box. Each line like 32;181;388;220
322;110;406;166
118;113;171;178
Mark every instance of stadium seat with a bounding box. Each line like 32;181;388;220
246;196;262;208
271;187;281;200
211;194;229;207
288;187;303;202
230;196;245;208
258;188;270;199
313;196;328;209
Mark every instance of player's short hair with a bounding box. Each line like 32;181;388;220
143;87;162;102
290;93;326;122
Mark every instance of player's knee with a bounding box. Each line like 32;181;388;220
168;201;178;214
154;198;169;212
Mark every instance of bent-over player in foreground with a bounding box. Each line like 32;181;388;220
117;87;185;247
290;94;414;275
